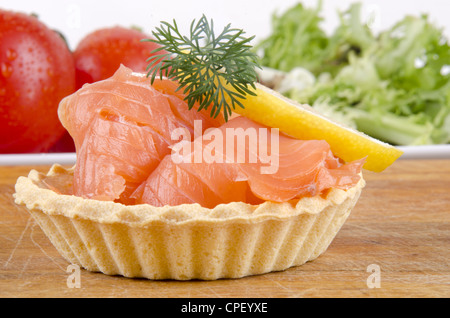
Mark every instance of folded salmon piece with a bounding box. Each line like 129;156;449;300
58;65;224;204
134;116;365;208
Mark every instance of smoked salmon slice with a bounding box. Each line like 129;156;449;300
59;65;364;208
58;65;224;204
133;116;365;208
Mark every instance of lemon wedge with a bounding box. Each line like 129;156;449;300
231;83;403;172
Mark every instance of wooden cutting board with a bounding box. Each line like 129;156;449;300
0;159;449;298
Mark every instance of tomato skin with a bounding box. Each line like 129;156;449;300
0;10;76;153
73;26;165;89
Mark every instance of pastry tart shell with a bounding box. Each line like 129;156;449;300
14;164;365;280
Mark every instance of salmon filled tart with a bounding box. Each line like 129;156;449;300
14;16;402;280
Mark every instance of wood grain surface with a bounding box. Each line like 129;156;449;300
0;159;449;298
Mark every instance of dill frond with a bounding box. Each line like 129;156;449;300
144;15;261;121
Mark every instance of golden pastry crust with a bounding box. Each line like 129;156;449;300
14;164;365;280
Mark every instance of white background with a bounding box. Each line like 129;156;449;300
1;0;449;50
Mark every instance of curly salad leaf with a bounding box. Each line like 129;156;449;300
256;2;450;146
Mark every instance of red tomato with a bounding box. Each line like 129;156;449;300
73;26;166;89
0;10;76;153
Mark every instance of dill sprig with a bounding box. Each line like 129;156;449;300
143;15;261;121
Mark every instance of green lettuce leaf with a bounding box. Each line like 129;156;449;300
257;1;450;146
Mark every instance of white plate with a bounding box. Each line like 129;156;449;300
0;152;76;166
397;145;450;159
0;145;449;166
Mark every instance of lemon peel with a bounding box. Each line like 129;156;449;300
230;83;403;172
